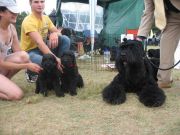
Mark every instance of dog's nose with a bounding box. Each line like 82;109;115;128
120;52;126;57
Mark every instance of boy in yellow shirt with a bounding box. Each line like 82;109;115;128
21;0;70;82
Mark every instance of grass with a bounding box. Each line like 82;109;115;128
0;56;180;135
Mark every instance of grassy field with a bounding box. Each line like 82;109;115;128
0;57;180;135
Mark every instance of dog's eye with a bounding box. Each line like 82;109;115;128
121;45;127;49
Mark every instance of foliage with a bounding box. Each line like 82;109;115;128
15;12;29;39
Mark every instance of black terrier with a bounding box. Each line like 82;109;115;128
35;54;64;97
61;51;84;96
102;39;166;107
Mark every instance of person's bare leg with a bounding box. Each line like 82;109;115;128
0;74;23;100
4;51;30;79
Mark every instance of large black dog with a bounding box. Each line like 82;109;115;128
102;39;166;107
61;51;84;96
35;54;64;97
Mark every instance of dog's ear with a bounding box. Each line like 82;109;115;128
70;51;76;64
41;54;57;68
115;49;123;72
41;54;48;68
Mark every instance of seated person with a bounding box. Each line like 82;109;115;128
21;0;70;82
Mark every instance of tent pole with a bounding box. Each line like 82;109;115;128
89;0;97;56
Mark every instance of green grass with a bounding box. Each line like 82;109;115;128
0;57;180;135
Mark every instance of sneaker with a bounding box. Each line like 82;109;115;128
25;71;38;83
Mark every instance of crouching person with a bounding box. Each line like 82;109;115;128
0;0;42;100
21;0;70;82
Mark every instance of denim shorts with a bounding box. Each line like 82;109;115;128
27;35;70;66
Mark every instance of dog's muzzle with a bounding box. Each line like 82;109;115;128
120;52;127;65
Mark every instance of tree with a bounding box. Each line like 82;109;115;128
16;12;28;39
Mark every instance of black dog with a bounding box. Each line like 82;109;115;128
102;39;166;107
35;54;64;97
61;51;84;96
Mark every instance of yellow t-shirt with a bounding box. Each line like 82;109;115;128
20;13;55;51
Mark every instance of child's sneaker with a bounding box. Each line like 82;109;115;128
25;71;38;83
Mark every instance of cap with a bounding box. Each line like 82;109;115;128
0;0;19;14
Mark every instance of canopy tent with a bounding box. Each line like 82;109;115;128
60;0;115;6
56;0;144;47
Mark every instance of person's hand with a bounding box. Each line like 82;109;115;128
55;57;63;72
27;63;43;73
136;36;146;42
136;37;143;42
57;27;63;34
49;32;59;49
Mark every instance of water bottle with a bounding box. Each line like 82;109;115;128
104;49;110;64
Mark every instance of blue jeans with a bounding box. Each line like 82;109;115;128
28;35;70;66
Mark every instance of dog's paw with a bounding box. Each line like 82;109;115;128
102;85;126;105
140;96;166;107
43;92;48;97
69;91;77;96
139;88;166;107
55;91;65;97
103;94;126;105
35;89;39;94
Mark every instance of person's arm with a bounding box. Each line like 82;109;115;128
11;24;21;52
28;31;52;54
47;15;62;49
0;58;42;73
137;0;155;37
48;27;62;49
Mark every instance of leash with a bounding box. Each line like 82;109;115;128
144;55;180;70
143;39;180;70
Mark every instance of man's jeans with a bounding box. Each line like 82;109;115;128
28;35;70;66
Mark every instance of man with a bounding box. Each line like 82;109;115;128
21;0;70;82
137;0;180;88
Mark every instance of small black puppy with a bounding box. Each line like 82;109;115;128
61;51;84;96
35;54;64;97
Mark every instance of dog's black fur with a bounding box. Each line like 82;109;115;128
110;46;118;61
147;49;160;81
148;49;160;58
102;39;166;107
61;51;84;96
35;54;64;97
